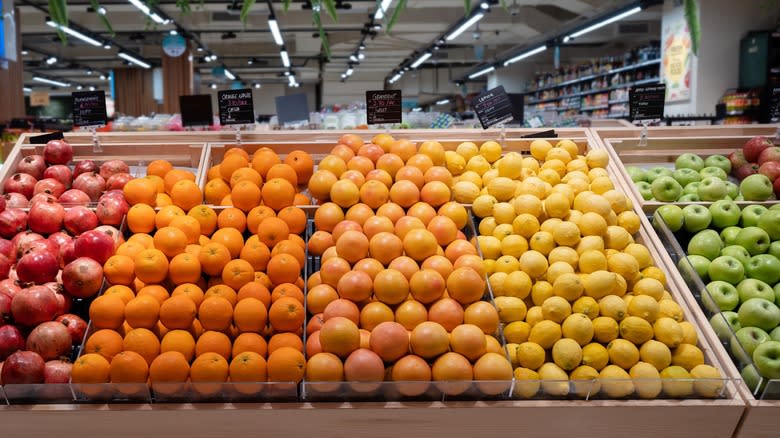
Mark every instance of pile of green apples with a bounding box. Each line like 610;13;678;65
653;202;780;391
628;153;776;202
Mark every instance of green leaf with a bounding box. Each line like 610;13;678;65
386;0;407;33
323;0;339;22
684;0;700;56
464;0;471;12
90;0;115;36
499;0;508;12
240;0;256;24
283;0;292;12
48;0;68;44
313;10;331;58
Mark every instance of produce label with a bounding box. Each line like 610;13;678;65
366;90;402;125
218;89;255;125
180;95;214;127
630;84;666;121
72;90;108;128
473;86;515;129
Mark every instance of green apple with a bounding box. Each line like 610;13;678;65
769;241;780;260
737;278;776;303
710;311;741;342
741;205;769;227
757;209;780;240
776;283;780;306
653;204;684;232
708;256;745;285
735;194;745;201
740;364;765;392
700;166;728;181
687;229;722;260
679;254;710;281
705;281;740;311
720;227;742;246
704;155;732;174
651;176;683;202
738;298;780;331
683;181;701;195
740;174;774;201
646;166;674;182
770;326;780;342
753;340;780;379
735;226;771;255
725;181;740;199
721;245;751;269
771;204;780;211
698;177;728;201
675;153;705;171
709;200;741;228
731;326;771;364
672;168;702;187
682;205;713;233
746;254;780;285
678;193;700;202
626;166;648;182
636;181;653;200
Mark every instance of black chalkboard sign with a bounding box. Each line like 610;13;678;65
29;131;65;144
473;86;515;129
72;91;108;128
275;93;310;125
770;87;780;123
366;90;402;125
218;89;255;125
630;84;666;121
180;95;214;127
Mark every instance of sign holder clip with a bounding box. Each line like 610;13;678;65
91;127;102;153
638;122;649;148
235;126;242;148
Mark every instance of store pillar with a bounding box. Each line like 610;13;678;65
113;68;161;116
0;5;24;123
161;40;193;114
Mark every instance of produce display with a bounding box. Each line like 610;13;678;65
654;202;780;392
625;136;779;202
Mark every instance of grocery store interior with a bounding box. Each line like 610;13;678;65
1;1;780;437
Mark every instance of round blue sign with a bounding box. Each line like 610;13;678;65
163;34;187;58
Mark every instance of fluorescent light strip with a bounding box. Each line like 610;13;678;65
566;6;641;41
389;73;402;83
280;50;290;68
118;52;151;69
345;68;354;76
468;66;494;79
269;19;284;46
46;21;102;47
503;45;547;66
23;87;32;92
410;52;432;69
436;99;450;105
33;76;69;87
128;0;167;24
445;12;484;41
374;0;393;20
225;69;236;80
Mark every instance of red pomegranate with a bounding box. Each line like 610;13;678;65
28;199;65;235
63;206;98;236
105;173;133;191
13;231;44;258
73;160;97;178
0;280;21;298
58;189;91;206
43;165;73;189
43;140;73;165
1;350;45;384
61;257;103;299
99;160;130;180
96;195;128;226
0;254;10;280
74;230;114;265
72;173;106;202
26;321;72;360
16;155;46;180
44;360;72;383
47;232;71;252
0;291;12;325
56;313;87;344
0;238;13;260
0;209;28;239
29;193;58;207
0;325;25;359
11;286;60;326
3;173;37;199
33;178;66;199
94;225;122;249
16;251;59;285
3;193;28;209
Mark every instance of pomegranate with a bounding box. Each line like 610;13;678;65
47;232;71;252
58;240;77;268
0;325;25;359
0;194;6;213
52;290;71;317
24;239;58;258
0;238;13;260
96;195;128;226
16;251;59;284
3;173;37;199
1;350;45;384
105;173;133;191
16;155;47;179
4;193;28;209
29;193;58;207
44;360;72;383
11;286;60;326
26;321;72;360
0;254;10;279
58;189;91;206
72;173;106;202
73;160;97;178
0;280;21;298
7;267;17;282
33;178;66;199
62;257;103;298
0;209;28;238
13;231;45;258
43;140;73;165
63;206;98;236
0;291;12;324
95;225;122;249
56;313;87;344
28;198;65;235
74;230;114;265
99;160;130;180
43;165;73;189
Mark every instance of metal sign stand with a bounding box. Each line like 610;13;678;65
91;127;102;153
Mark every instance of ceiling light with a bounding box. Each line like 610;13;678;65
350;54;358;62
76;85;83;90
97;7;107;15
254;83;261;89
446;12;484;41
86;69;93;75
503;45;547;66
23;87;32;92
248;58;254;65
103;43;112;49
128;0;167;24
46;20;103;47
288;75;297;87
359;44;366;50
358;53;365;60
341;73;347;79
410;52;432;69
564;6;641;41
100;74;107;80
210;83;217;89
118;52;151;69
345;68;354;76
269;18;284;46
389;73;402;83
212;55;218;61
412;107;422;112
480;2;489;10
225;69;236;80
284;70;291;76
280;50;290;68
45;56;57;65
196;46;204;52
436;99;450;105
374;0;393;20
468;65;494;79
33;76;69;87
21;50;28;55
170;30;178;35
89;86;96;91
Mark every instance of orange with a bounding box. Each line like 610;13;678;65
306;284;339;315
156;192;173;208
145;175;165;194
102;285;135;305
231;180;262;212
137;284;170;304
271;240;305;268
195;330;232;360
205;178;231;205
129;233;155;249
217;207;247;232
208;165;222;181
210;227;244;259
103;255;135;286
84;329;124;361
115;241;146;259
164;169;196;194
230;167;262;188
233;332;268;358
267;163;299;187
168;215;201;245
123;178;157;206
268;296;305;332
168;252;201;285
390;139;416;162
233;297;268;333
331;144;356;162
224;147;250;161
198;242;232;276
340;134;365;152
149;351;191;384
109;350;149;383
205;284;238;307
246;205;276;232
390;180;420;208
396;166;425;189
308;170;338;201
256;217;290;248
71;353;110;384
271;283;305;304
222;259;255;290
127;204;156;234
237;282;271;307
170;180;203;212
219;154;250;182
89;295;125;330
188;205;218;236
407;153;434;172
198;296;234;331
147;160;173;178
153;226;188;259
172;283;205;307
229;351;267;385
267;254;301;286
266;347;305;383
342;170;366;192
155;205;185;229
329;179;360;208
313;202;344;233
220;194;233;206
284;150;314;185
124;295;161;329
161;329;197;362
376;153;405;179
318;155;348;177
307;230;334;256
254;271;273;290
159;295;198;330
268;333;303;354
277;206;306;235
373;268;410;305
347;156;374;176
190;352;229;392
288;233;306;250
251;148;282;178
123;328;161;365
240;237;271;272
261;178;296;211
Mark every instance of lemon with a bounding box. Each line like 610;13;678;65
599;295;627;321
607;339;640;369
492;223;514;240
543;192;570;219
552;221;581;247
577;235;605;254
593;316;619;343
456;141;479;161
548;246;579;269
480;141;502;163
459;170;484;188
482;168;499;186
619;316;654;344
526;306;544;327
519;250;549;279
661;365;693;398
570;365;600;398
488;272;507;297
582;343;610;370
528;320;562;349
483;259;496;275
546;261;575;284
639;340;672;371
504;321;531;344
605;211;619;226
539;218;562;234
494;296;527;323
588;167;609;181
566;177;591;196
538;362;570;396
452;181;480;203
641;266;667;285
531;281;554;306
529;139;552;161
466;155;491;175
589;176;614;194
478;216;497;236
653;317;684;348
552;338;583;371
618;211;641;235
599;365;634;398
605;225;634;250
518;177;547;199
658;299;683;322
572;296;600;319
567;159;589;174
487;176;515;202
492;202;516;225
566;209;583;228
513;367;541;398
608;252;640;282
493;255;520;274
671;344;704;371
513;194;544;217
542;296;572;324
679;321;698;345
477;235;502;260
602;189;630;214
512;213;540;238
553;273;584;302
504;271;532;299
472;194;497;219
691;364;724;398
632;277;664;301
585;149;609;168
529;231;555;256
579;250;608;273
497;152;523;179
562;313;594;346
538;168;561;185
583;271;619;300
445;150;466;175
505;343;521;368
613;274;628;296
627;294;660;322
630;362;662;399
552;183;575;203
546;148;572;165
622;243;651;270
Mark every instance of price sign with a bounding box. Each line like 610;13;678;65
30;91;49;107
366;90;402;125
72;90;108;128
29;131;64;145
218;89;255;125
630;84;666;121
473;86;515;129
180;95;214;127
769;87;780;123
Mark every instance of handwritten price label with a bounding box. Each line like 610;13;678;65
218;89;255;125
366;90;402;125
473;86;514;129
72;91;108;128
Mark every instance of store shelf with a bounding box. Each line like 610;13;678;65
526;58;661;94
527;78;661;105
581;104;609;111
608;99;629;104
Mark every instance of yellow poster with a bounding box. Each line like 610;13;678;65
662;6;692;102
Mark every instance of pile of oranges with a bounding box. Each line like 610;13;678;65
123;159;203;211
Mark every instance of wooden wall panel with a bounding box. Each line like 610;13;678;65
162;43;193;114
0;8;25;122
113;68;161;116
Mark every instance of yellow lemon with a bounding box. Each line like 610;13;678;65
482;168;499;186
529;139;552;161
503;270;532;299
472;194;497;218
607;339;640;369
593;316;620;343
478;216;497;236
552;338;583;371
522;156;541;172
553;273;584;302
589;176;614;194
619;316;654;344
671;344;705;372
531;281;554;306
599;295;628;321
456;141;479;161
452;180;480;203
511;214;540;239
556;139;580;158
538;168;561;185
513;367;541;398
497;152;523;179
552;221;581;247
529;231;555;256
654;317;684;348
477;235;502;260
582;342;609;370
548;246;579;269
639;339;672;371
578;212;608;237
633;277;665;301
445;150;466;175
514;342;543;371
544;192;570;218
488;272;507;297
492;202;516;225
579;250;608;273
584;271;620;300
585;149;609;168
658;299;684;322
566;158;590;174
466;155;491;175
599;365;634;398
546;261;575;285
630;361;662;399
528;320;562;349
608;252;640;282
538;362;570;396
492;223;514;241
641;266;667;285
479;141;502;163
487;177;516;201
602;189;629;214
562;313;594;346
618;211;641;234
690;364;724;398
513;194;543;217
577;235;605;254
526;306;544;327
519;250;549;279
623;243;652;270
679;321;698;345
573;296;600;320
588;167;610;181
494;296;527;323
541;296;572;324
459;170;484;188
660;365;693;398
519;176;548;199
570;365;600;397
627;294;660;322
503;321;531;344
501;234;528;258
546;147;572;164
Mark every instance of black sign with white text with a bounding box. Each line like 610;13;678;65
366;90;402;125
218;89;255;125
473;86;515;129
72;91;108;128
770;87;780;123
630;84;666;121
